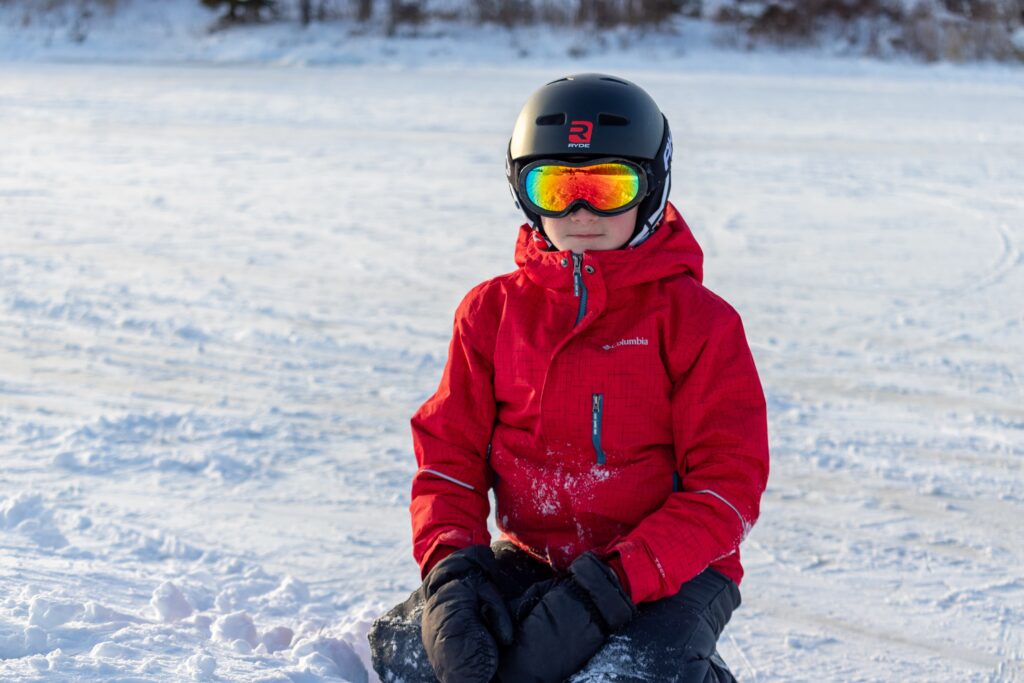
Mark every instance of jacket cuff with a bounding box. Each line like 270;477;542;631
418;526;489;579
606;540;664;605
422;544;460;577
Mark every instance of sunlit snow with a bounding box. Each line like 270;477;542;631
2;17;1023;683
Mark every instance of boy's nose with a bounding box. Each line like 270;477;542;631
569;206;598;222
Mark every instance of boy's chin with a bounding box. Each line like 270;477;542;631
559;236;606;250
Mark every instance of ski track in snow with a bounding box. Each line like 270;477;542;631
1;55;1023;682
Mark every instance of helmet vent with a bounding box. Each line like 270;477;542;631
598;113;629;126
546;77;570;85
536;113;566;126
599;77;629;85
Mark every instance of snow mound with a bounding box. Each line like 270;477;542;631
182;651;217;680
212;610;259;647
151;580;194;622
0;493;69;549
290;635;368;683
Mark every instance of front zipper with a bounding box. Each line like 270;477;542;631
572;253;588;326
592;393;606;465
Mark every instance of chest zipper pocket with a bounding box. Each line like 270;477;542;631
592;393;606;465
573;253;588;327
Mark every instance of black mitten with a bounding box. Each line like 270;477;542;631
420;545;515;683
497;552;637;683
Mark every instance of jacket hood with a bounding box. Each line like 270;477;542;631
513;200;704;292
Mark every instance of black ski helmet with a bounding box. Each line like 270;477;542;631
506;73;673;249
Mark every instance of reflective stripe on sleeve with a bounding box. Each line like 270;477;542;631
421;468;476;492
692;488;753;539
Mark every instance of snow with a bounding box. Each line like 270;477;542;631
151;581;195;622
1;9;1023;682
212;611;259;648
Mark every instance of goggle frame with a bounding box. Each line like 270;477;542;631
517;156;651;219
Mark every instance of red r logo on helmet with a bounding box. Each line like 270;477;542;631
568;120;593;144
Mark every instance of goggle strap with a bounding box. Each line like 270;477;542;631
626;167;671;248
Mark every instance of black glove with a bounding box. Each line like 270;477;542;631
420;545;515;683
497;552;637;683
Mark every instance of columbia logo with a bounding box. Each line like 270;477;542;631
602;337;649;351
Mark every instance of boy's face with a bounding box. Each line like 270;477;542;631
540;206;639;254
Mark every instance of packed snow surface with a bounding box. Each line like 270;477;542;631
1;50;1023;682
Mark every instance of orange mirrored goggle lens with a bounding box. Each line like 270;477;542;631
523;162;642;214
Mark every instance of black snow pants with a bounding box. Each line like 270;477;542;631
368;540;741;683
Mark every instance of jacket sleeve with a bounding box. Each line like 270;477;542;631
409;283;498;580
605;304;769;604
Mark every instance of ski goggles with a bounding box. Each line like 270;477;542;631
518;157;649;218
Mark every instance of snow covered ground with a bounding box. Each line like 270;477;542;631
1;45;1023;682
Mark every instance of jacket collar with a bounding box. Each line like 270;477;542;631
513;201;704;292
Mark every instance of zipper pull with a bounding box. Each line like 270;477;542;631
572;253;582;298
592;393;606;465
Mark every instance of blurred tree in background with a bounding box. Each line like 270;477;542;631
202;0;278;25
708;0;1024;60
195;0;703;27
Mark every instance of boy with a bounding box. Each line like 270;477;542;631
370;73;769;683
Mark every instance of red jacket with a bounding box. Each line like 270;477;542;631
410;201;769;604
